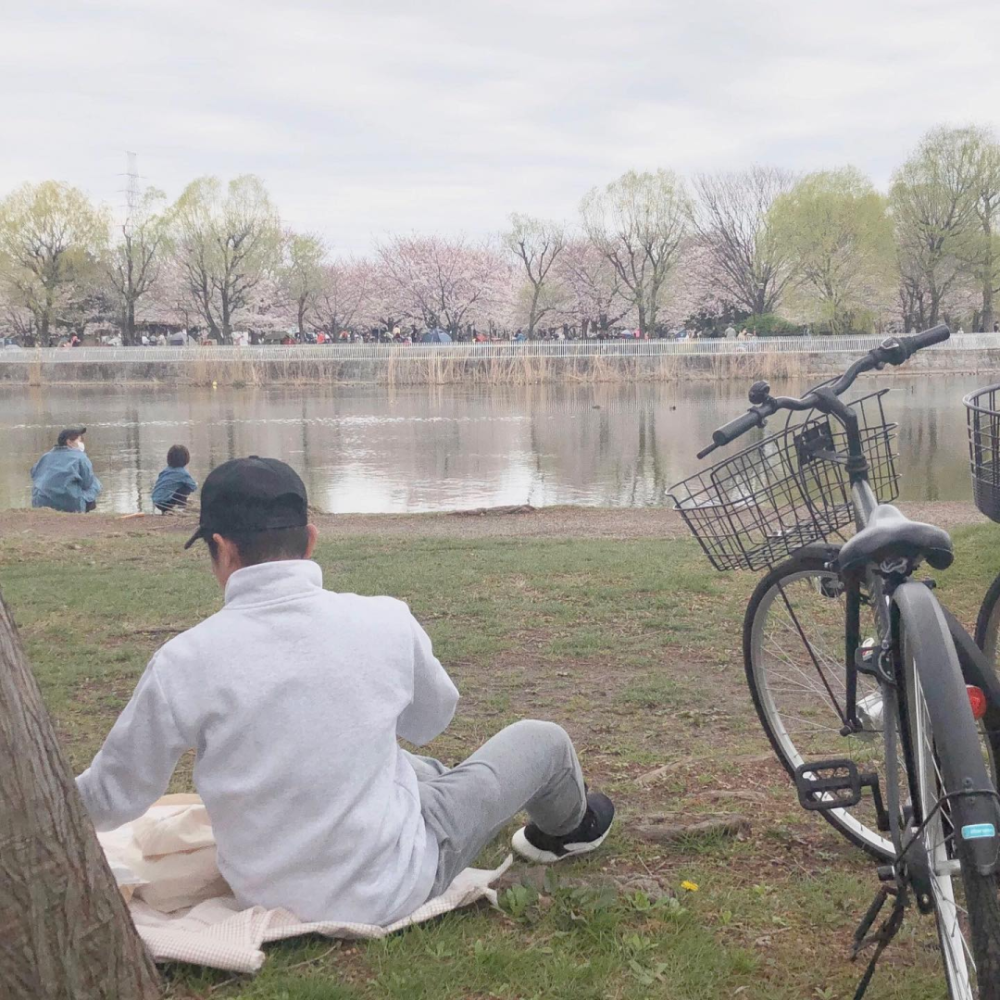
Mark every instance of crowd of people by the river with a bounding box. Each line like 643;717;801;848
44;321;776;348
15;318;1000;350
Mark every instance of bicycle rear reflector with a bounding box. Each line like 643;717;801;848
967;685;987;720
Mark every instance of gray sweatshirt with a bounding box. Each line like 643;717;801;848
76;559;460;925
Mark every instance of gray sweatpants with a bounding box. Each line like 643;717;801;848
406;719;587;898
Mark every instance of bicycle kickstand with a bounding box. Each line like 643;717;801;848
851;884;907;1000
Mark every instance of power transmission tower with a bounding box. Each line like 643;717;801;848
124;151;140;234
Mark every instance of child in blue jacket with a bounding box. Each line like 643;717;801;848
152;445;198;512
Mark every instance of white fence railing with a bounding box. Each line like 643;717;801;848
2;334;1000;364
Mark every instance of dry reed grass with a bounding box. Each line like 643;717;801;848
5;343;993;388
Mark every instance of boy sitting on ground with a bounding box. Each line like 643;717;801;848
76;457;614;925
152;444;198;513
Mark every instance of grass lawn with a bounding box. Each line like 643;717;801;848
4;515;1000;999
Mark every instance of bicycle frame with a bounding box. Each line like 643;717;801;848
806;389;1000;874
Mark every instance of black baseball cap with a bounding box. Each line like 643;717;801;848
184;456;308;550
57;426;86;446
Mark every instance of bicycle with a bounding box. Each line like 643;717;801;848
669;326;1000;1000
966;386;1000;673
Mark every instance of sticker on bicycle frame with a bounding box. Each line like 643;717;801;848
961;823;997;840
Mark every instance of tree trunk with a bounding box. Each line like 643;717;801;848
126;301;136;347
983;218;994;334
527;284;541;337
220;294;231;345
0;589;161;1000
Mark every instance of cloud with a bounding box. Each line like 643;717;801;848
1;0;999;252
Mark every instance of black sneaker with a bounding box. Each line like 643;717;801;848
511;791;615;864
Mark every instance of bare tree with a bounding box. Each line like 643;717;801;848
581;170;689;336
0;589;160;1000
692;166;795;316
107;188;168;345
503;214;566;335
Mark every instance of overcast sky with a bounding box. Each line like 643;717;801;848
3;0;999;254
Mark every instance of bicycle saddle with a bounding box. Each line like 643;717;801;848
838;504;953;576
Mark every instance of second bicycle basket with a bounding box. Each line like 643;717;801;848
965;382;1000;523
668;390;898;572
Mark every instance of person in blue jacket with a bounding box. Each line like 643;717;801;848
152;444;198;513
31;426;102;512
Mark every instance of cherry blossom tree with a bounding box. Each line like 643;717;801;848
661;239;734;331
554;238;631;336
375;235;508;337
315;259;374;335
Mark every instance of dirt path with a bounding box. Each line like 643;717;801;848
0;500;989;544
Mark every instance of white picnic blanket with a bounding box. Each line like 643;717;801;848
98;794;511;974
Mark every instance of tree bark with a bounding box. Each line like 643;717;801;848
0;589;161;1000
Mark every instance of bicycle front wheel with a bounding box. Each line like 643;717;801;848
744;550;895;860
743;552;895;860
901;601;1000;999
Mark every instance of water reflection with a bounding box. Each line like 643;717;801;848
0;376;983;513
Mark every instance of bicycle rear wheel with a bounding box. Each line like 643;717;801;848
744;550;895;859
901;605;1000;999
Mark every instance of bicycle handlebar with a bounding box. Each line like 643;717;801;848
696;325;950;460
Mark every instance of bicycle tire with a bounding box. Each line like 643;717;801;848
743;550;895;860
974;569;1000;667
898;586;1000;999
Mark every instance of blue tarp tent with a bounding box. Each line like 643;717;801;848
421;328;452;344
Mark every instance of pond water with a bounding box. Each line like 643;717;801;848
0;374;987;514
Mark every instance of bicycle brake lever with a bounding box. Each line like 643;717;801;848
697;442;719;460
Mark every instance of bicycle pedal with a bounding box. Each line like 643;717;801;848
794;759;864;811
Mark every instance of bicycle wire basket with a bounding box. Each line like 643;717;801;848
965;383;1000;522
668;390;899;572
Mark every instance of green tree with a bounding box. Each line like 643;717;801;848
770;168;893;335
967;130;1000;331
282;233;326;339
890;127;983;330
170;175;282;343
581;170;690;336
0;181;107;346
107;187;168;345
504;214;566;335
